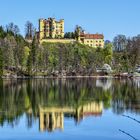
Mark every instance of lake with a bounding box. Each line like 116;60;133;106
0;78;140;140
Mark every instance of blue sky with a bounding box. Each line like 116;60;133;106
0;0;140;40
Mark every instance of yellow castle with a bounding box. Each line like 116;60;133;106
79;32;104;48
37;17;104;48
39;18;64;39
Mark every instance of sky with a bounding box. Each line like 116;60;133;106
0;0;140;40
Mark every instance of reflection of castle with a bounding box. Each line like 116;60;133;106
39;111;64;132
39;102;103;132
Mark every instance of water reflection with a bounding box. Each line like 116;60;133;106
96;78;112;90
0;78;140;133
39;102;102;132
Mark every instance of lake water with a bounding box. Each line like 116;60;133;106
0;78;140;140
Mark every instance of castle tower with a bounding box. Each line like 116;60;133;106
39;18;64;40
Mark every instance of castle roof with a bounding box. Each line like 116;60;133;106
81;33;104;39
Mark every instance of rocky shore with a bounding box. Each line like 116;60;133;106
1;73;140;79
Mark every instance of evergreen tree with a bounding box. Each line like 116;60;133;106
0;48;3;77
27;52;32;76
31;37;38;67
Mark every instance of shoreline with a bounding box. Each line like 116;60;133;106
1;75;140;79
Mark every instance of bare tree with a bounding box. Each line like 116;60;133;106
113;35;127;52
13;25;20;35
6;22;20;35
25;21;35;40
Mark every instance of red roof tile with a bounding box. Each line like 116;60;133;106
81;33;104;39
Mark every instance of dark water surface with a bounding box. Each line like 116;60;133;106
0;78;140;140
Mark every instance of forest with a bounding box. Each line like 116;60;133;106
0;22;140;77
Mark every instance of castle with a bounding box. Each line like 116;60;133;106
39;18;64;39
37;17;104;48
79;33;104;48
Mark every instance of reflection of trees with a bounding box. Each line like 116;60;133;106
0;80;29;126
112;79;140;114
0;78;140;129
